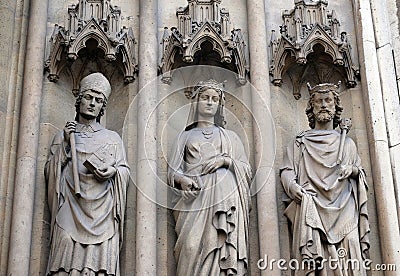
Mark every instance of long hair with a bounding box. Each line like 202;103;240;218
305;90;343;129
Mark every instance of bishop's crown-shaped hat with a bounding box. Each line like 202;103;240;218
79;72;111;99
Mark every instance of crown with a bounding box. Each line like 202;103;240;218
192;79;225;98
307;81;341;95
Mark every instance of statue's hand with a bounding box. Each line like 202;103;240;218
176;176;200;201
337;165;357;181
291;183;306;204
176;175;199;191
63;121;77;144
94;166;117;182
202;156;229;174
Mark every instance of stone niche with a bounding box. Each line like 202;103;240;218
45;0;138;94
160;0;248;86
269;0;359;99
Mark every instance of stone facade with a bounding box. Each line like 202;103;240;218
0;0;400;275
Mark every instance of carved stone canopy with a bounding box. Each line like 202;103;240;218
269;0;359;99
45;0;137;91
160;0;248;85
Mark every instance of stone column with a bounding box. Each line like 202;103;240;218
246;0;281;275
156;81;175;275
0;0;29;270
370;0;400;226
135;0;158;274
386;0;400;228
6;0;49;274
352;0;400;271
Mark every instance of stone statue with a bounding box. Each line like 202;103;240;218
280;82;370;275
45;73;130;275
168;80;252;275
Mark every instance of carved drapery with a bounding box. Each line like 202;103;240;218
160;0;248;85
269;0;359;99
45;0;137;92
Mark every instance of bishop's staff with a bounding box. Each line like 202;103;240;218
68;121;81;197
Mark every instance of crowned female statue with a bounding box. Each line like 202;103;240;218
168;79;252;275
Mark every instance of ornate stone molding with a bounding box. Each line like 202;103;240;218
269;0;359;98
160;0;248;85
45;0;137;88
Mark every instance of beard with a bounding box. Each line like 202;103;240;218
315;110;334;123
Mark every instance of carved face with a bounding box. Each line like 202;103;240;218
197;88;220;118
312;91;335;123
79;90;105;119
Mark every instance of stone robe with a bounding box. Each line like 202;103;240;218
168;126;252;276
281;130;369;276
45;122;129;275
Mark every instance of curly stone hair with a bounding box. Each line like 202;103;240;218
74;92;108;123
305;88;343;129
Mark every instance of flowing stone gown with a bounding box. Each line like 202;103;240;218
45;122;130;275
281;129;370;276
168;125;252;275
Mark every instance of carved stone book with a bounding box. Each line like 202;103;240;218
83;144;115;173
